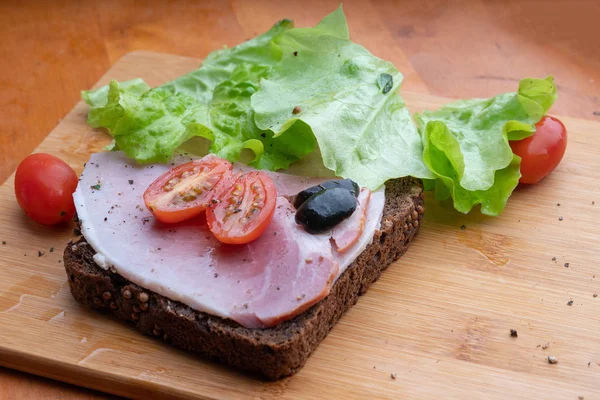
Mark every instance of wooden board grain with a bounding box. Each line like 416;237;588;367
0;51;599;400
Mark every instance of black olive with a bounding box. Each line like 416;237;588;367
295;187;357;233
292;179;359;209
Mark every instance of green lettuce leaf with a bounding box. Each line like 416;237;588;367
83;20;292;109
82;78;150;107
85;43;314;168
415;76;557;215
207;63;316;169
87;81;212;163
251;6;432;189
82;19;295;165
160;19;292;104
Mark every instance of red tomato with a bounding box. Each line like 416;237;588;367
14;153;78;225
207;172;277;245
510;116;567;184
144;157;233;224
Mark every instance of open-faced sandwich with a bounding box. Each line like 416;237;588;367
12;6;566;380
65;151;423;379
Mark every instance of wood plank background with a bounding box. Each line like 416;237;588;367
1;0;599;398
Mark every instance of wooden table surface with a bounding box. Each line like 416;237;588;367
1;0;598;398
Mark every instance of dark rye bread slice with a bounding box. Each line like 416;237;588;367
63;178;424;380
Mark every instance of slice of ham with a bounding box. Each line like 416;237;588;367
229;199;339;327
332;188;371;253
74;152;384;328
233;163;327;198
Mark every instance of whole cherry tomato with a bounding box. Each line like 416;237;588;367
510;116;567;184
14;153;78;225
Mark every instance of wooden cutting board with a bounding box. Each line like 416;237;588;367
1;51;599;400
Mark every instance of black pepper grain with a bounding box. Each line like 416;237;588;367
567;300;573;306
460;224;466;230
293;51;298;56
564;262;570;268
128;180;134;185
510;329;518;337
552;257;556;261
38;250;44;257
1;241;5;245
49;247;54;253
558;216;563;221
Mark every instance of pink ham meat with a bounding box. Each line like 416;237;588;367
74;152;383;328
331;188;371;253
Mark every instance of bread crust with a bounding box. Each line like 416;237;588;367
63;178;424;380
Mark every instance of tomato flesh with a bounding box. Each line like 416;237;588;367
207;172;277;244
144;157;233;224
510;116;567;184
14;153;78;225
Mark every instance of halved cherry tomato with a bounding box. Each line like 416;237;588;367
510;116;567;184
207;172;277;244
144;157;233;224
14;153;78;225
